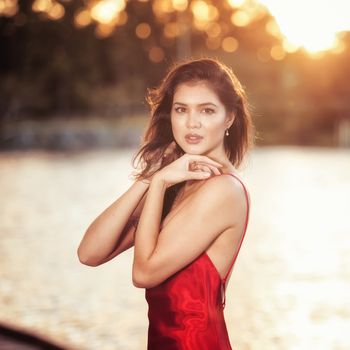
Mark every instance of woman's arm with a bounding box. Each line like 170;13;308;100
132;173;245;288
77;179;149;266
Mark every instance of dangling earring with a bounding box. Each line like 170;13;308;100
225;128;229;136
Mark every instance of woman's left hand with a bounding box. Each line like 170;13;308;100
153;153;223;189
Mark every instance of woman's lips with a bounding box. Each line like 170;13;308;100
185;135;203;144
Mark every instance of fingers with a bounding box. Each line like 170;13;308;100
163;141;177;157
187;154;223;168
187;154;223;176
206;165;221;175
187;171;212;180
191;162;221;175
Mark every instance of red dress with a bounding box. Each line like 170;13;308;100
145;173;250;350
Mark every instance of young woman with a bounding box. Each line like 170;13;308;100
77;57;254;349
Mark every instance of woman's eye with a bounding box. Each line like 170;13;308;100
175;107;185;113
203;108;215;114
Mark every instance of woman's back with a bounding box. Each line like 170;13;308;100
145;173;250;350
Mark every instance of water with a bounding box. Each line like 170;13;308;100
0;146;349;350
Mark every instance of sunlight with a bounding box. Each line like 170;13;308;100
258;0;350;53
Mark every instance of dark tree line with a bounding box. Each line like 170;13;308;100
0;0;349;146
0;0;278;119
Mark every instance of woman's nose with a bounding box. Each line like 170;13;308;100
186;110;201;128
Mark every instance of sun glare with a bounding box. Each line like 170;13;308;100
257;0;350;54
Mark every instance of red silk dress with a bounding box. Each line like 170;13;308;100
145;173;250;350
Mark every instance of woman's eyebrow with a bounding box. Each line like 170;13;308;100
173;102;218;107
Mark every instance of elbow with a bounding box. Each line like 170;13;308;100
77;246;100;267
132;266;157;289
132;277;146;288
132;270;148;288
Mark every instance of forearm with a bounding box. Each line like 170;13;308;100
78;179;149;264
133;175;167;278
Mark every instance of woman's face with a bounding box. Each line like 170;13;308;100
170;81;234;157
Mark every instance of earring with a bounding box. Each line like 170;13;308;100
225;128;229;136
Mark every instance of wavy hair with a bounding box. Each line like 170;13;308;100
131;57;254;183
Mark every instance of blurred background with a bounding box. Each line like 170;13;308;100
0;0;349;349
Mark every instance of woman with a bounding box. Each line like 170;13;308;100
77;57;254;349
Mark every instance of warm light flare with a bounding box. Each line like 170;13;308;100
331;37;346;55
0;0;18;16
75;9;91;28
90;0;126;24
205;22;221;38
164;22;181;38
95;22;115;38
3;0;348;55
227;0;246;8
191;1;209;21
191;1;219;31
230;10;250;27
149;46;165;62
32;0;64;20
47;2;64;20
222;36;239;52
257;0;350;54
152;0;175;15
173;0;188;12
282;40;299;54
135;22;151;39
270;45;285;60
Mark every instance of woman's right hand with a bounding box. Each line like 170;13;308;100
139;141;178;186
153;153;223;189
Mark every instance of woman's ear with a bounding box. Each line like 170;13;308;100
226;112;235;129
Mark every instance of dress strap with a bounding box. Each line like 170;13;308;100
220;172;250;308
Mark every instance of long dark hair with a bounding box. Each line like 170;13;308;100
131;57;255;219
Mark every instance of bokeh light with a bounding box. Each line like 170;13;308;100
164;22;181;39
90;0;126;24
230;10;250;27
206;36;221;50
191;0;219;31
0;0;18;16
270;44;285;60
152;0;176;16
227;0;246;7
74;9;92;28
222;36;239;53
32;0;65;20
172;0;188;12
2;0;350;56
135;22;151;39
205;22;222;38
148;46;165;62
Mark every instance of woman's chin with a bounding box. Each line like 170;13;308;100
182;146;205;155
177;140;209;155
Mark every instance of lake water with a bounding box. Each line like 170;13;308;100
0;146;349;350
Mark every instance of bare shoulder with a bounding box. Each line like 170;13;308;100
193;173;247;205
172;173;245;233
